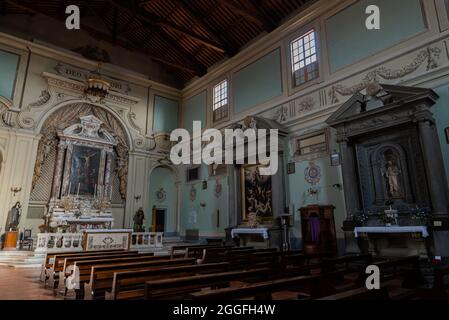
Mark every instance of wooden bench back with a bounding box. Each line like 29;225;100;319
144;268;274;300
109;262;230;300
41;249;126;281
188;273;322;300
56;252;143;272
84;258;196;299
170;244;226;258
321;254;373;273
44;249;126;267
372;256;424;288
199;246;255;263
317;287;389;300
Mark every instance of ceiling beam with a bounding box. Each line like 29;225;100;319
108;0;207;75
116;0;226;54
167;0;237;56
240;0;277;31
219;0;266;29
4;0;201;75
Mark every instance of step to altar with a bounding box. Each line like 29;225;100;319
0;250;45;268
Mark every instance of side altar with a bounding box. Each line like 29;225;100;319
45;115;117;232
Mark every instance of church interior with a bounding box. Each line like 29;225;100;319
0;0;449;302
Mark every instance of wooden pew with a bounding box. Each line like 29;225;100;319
317;287;389;300
187;265;369;301
187;274;322;300
372;255;425;288
417;265;449;299
198;246;255;264
106;262;230;300
57;253;159;292
170;244;225;258
187;245;235;261
225;248;280;270
40;249;127;282
46;251;140;287
83;258;196;299
144;268;275;300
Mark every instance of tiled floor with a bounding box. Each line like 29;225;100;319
0;266;61;300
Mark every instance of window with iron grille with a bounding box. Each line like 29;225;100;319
290;30;319;87
212;80;228;122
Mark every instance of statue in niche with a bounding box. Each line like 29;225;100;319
5;202;22;231
383;157;402;198
133;207;145;232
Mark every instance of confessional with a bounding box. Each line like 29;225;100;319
299;205;337;255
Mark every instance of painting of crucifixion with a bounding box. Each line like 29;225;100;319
69;145;101;196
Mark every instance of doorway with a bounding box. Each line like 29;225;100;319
155;208;165;233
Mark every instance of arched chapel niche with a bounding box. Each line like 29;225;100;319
29;103;131;227
148;166;179;235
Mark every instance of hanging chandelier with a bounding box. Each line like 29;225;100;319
84;63;111;100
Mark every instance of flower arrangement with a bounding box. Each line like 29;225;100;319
351;210;368;226
411;206;431;223
379;211;397;225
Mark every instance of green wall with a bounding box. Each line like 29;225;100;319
148;167;177;233
180;165;229;236
432;85;449;182
284;136;346;240
326;0;426;72
233;49;283;113
0;49;20;100
153;95;179;132
182;90;207;132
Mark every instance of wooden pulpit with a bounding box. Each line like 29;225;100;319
3;231;18;250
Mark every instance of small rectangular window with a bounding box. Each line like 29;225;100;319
290;30;319;87
212;80;228;122
186;167;200;182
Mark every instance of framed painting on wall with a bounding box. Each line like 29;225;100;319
240;164;273;221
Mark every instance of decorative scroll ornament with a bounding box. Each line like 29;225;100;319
214;179;222;198
190;185;197;202
328;46;441;104
304;162;321;185
28;90;51;109
156;188;166;203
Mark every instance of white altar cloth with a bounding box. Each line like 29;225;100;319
231;228;269;239
354;226;429;238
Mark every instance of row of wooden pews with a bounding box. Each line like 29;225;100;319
39;244;433;301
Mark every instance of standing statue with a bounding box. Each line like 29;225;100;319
384;160;402;197
133;207;145;232
5;202;22;231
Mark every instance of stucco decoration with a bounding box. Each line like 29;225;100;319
156;188;167;203
32;103;130;199
214;179;223;198
328;46;441;104
304;162;321;185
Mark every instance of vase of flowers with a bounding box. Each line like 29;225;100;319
351;210;368;226
411;206;431;225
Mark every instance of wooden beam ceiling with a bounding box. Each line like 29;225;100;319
4;0;202;75
2;0;313;85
